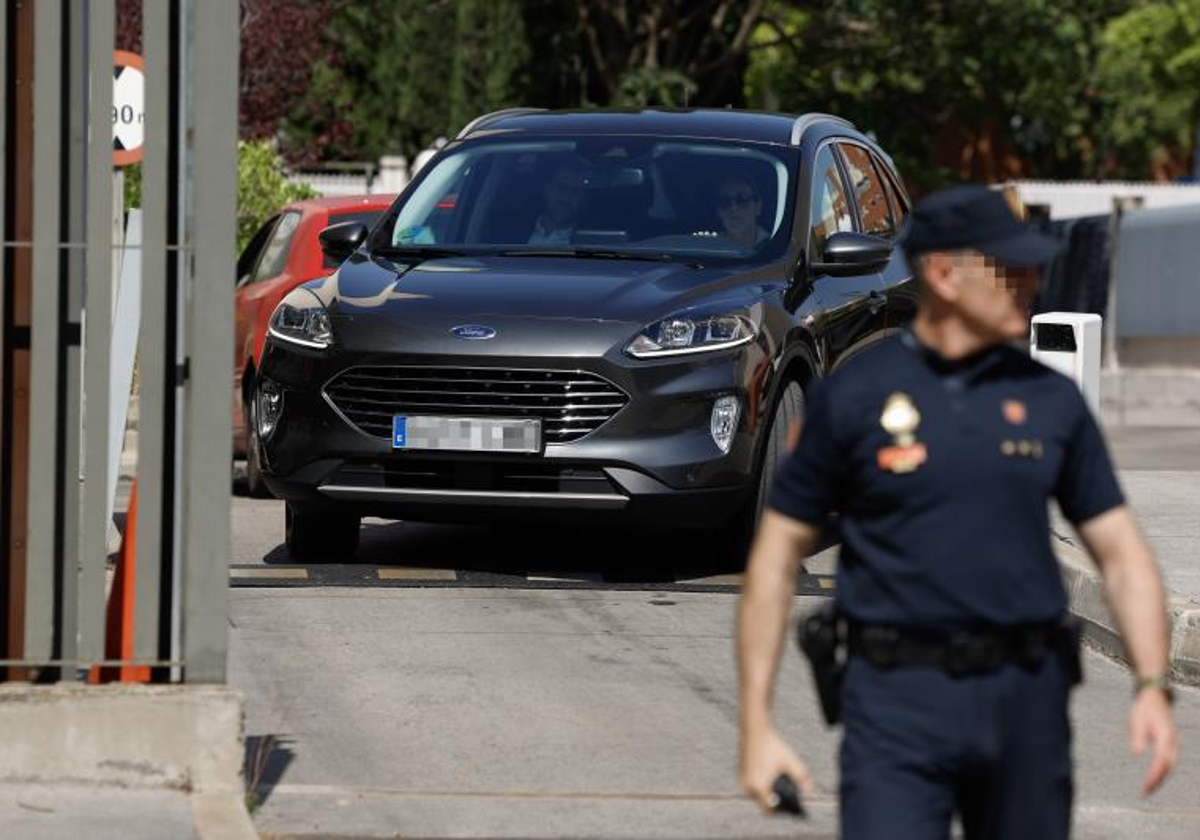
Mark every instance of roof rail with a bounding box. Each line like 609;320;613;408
790;112;855;146
456;107;548;140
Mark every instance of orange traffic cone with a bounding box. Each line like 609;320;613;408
89;480;151;683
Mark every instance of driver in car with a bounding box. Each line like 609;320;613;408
528;164;588;245
716;174;770;249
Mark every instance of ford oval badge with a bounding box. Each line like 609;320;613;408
451;325;497;340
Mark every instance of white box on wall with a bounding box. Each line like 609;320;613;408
1031;312;1102;414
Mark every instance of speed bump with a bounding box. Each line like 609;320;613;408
377;567;458;581
228;567;308;580
227;564;835;594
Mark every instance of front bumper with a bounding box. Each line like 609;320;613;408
256;336;770;525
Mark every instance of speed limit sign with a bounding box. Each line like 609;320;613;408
113;51;145;167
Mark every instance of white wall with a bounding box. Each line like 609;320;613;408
1012;180;1200;220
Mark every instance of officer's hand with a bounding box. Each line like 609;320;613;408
1129;688;1179;796
740;726;815;812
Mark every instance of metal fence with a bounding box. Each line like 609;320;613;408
289;171;374;197
1113;203;1200;338
1;0;237;683
1036;215;1113;320
288;156;413;197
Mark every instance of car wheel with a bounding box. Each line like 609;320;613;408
244;398;273;499
754;380;805;527
285;503;360;561
726;380;805;562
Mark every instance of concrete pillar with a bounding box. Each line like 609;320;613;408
377;155;410;194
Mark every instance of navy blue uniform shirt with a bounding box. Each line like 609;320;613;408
770;331;1124;629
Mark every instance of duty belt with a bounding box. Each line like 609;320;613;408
847;619;1074;677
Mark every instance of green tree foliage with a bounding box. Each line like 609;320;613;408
120;141;316;255
573;2;765;107
279;1;769;162
615;68;698;108
1096;0;1200;179
266;0;1200;183
746;0;1134;188
122;163;143;212
450;0;531;130
283;0;465;163
236;141;316;254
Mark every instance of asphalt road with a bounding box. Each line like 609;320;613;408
227;427;1200;838
229;573;1200;839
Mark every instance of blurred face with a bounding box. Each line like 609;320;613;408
543;168;586;227
924;250;1042;340
717;177;761;241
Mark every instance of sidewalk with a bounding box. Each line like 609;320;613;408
0;685;256;840
0;783;199;840
1054;427;1200;683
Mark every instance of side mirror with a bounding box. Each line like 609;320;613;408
319;221;368;263
811;231;894;275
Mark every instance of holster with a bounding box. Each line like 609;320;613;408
1057;613;1084;687
797;602;845;726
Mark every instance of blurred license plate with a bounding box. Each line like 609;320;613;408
392;415;541;453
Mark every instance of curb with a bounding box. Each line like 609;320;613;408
0;685;256;840
191;792;259;840
1053;533;1200;686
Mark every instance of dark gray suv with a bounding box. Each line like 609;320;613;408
254;108;914;558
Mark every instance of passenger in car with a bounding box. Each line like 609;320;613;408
528;164;588;245
716;174;769;248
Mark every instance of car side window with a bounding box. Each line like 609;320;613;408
809;145;854;262
874;155;909;226
252;211;302;284
236;215;279;285
838;144;896;238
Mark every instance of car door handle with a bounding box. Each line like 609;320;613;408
867;290;887;312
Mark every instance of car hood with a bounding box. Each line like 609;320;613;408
305;254;774;358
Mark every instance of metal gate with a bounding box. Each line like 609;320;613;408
1;0;237;683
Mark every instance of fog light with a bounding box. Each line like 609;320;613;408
710;395;740;454
257;378;283;440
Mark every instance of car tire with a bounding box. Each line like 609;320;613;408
755;380;805;527
285;503;360;561
726;380;805;562
244;398;273;499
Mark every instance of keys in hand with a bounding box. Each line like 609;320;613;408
769;773;806;817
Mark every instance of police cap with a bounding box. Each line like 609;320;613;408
899;185;1060;267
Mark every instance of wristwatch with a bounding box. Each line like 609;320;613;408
1134;673;1176;705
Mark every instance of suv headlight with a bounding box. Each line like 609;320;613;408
268;288;334;349
625;306;759;358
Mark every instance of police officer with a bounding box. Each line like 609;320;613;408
736;186;1179;838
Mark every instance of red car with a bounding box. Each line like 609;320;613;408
233;194;395;495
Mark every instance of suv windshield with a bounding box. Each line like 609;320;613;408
375;137;797;260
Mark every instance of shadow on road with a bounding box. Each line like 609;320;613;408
233;458;840;583
260;519;749;581
243;733;296;810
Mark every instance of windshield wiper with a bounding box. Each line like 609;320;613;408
501;248;701;267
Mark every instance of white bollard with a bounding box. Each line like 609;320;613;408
1030;312;1102;414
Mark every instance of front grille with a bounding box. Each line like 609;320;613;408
324;366;629;444
335;458;618;494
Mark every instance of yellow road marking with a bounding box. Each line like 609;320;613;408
229;567;308;580
377;567;458;581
